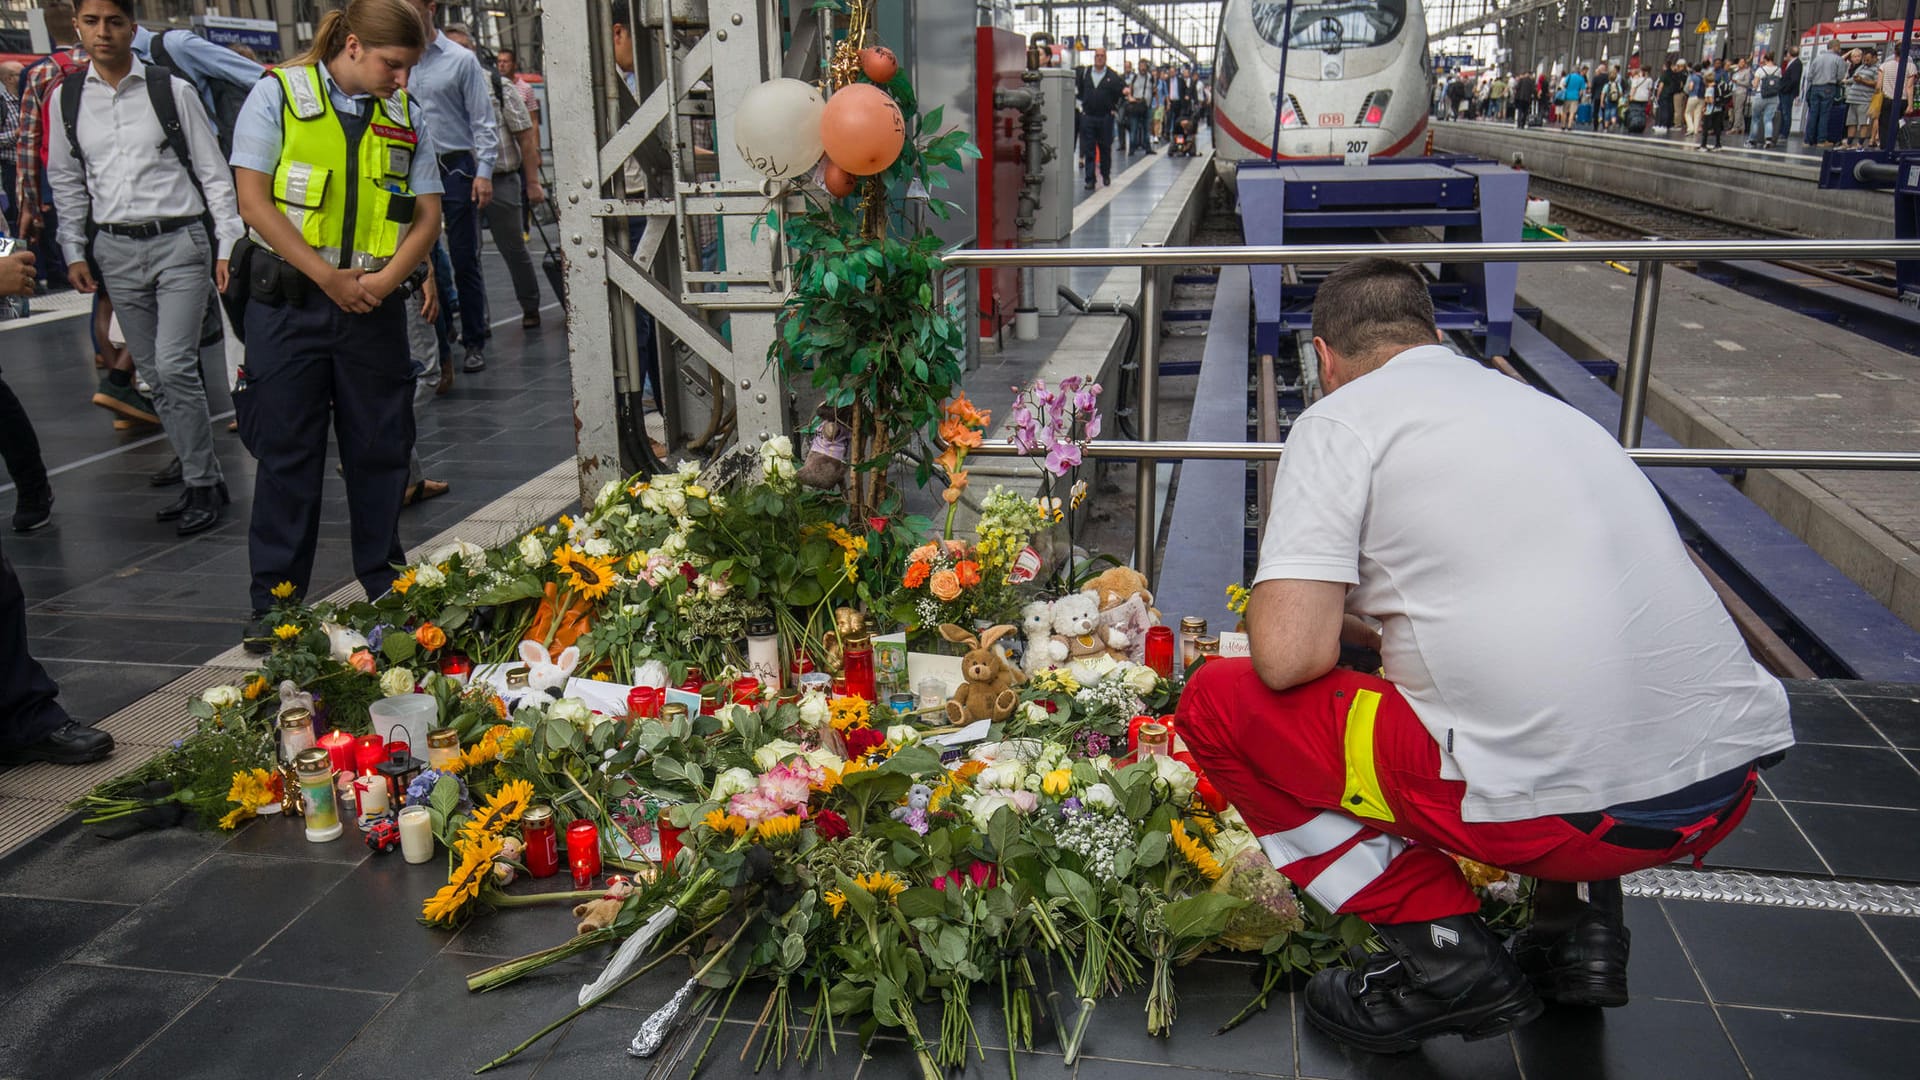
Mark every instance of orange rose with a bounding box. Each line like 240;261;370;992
415;623;447;651
929;569;962;602
908;543;939;564
903;561;931;589
348;648;377;674
954;560;982;588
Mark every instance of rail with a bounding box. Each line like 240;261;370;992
942;239;1920;581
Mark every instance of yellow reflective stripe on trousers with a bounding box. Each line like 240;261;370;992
1340;689;1396;823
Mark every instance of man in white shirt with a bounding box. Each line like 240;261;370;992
445;25;545;327
47;0;242;535
1177;258;1793;1052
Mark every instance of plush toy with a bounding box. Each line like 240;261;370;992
573;895;625;934
1052;592;1127;671
795;403;853;491
941;623;1020;726
890;783;934;835
1021;599;1064;675
1081;566;1159;665
492;836;524;886
519;639;580;694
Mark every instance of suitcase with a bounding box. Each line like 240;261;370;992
533;208;567;312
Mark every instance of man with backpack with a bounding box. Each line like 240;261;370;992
46;0;242;536
11;2;86;289
131;21;262;154
445;24;545;329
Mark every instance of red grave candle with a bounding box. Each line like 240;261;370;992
522;805;559;878
316;730;355;774
731;677;761;706
677;667;705;696
354;733;387;774
567;819;602;887
438;653;473;680
626;685;662;719
1143;625;1175;678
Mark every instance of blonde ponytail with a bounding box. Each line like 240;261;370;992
286;0;427;68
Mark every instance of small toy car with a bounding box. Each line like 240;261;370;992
363;813;401;854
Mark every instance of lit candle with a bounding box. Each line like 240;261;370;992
355;772;390;823
354;733;387;775
438;652;473;685
397;805;434;863
567;819;601;888
523;805;559;878
316;730;355;774
426;728;462;770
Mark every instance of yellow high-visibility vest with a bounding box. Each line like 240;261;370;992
269;64;418;265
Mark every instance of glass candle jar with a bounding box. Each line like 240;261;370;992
1195;637;1220;666
1143;626;1175;679
397;804;434;864
1136;722;1172;759
745;617;781;688
293;747;342;842
426;727;462;770
522;805;559;878
1179;617;1207;672
626;685;662;719
888;692;916;716
278;706;315;764
731;676;762;706
354;733;387;775
567;819;602;888
661;702;690;725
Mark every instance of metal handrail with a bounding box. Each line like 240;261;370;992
944;238;1920;578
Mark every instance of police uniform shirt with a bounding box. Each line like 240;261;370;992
229;62;445;199
407;31;501;179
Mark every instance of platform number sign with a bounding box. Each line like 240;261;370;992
1577;15;1615;33
1119;32;1150;49
1644;12;1685;30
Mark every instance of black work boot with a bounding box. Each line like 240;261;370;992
1304;913;1543;1053
1511;880;1631;1007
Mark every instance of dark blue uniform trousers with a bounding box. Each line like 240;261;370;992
0;540;68;747
235;290;413;615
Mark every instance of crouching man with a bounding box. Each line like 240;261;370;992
1177;258;1793;1052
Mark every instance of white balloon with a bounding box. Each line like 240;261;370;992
733;78;827;180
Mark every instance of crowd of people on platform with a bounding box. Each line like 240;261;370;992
1437;39;1920;153
1071;48;1210;190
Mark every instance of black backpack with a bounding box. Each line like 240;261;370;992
1760;70;1783;97
147;30;256;157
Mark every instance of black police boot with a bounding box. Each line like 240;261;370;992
149;457;183;487
1511;880;1630;1007
1304;913;1543;1053
243;613;274;654
175;482;229;537
0;721;115;766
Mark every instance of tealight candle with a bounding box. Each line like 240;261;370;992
567;819;601;887
397;805;434;863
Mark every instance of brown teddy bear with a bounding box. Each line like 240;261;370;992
1081;566;1159;665
572;875;636;934
794;403;853;491
940;623;1020;726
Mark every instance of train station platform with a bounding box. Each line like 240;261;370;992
1433;118;1893;237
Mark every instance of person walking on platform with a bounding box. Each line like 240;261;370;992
1749;52;1783;148
1777;47;1802;144
1127;59;1154;155
1683;62;1706;136
0;232;55;533
0;243;113;767
403;0;498;374
443;24;545;328
1626;65;1653;134
228;0;442;647
1510;69;1534;128
1697;69;1728;151
1076;48;1123;191
46;0;242;537
1558;65;1585;131
1805;40;1846;148
1177;258;1793;1055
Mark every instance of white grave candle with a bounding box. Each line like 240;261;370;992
398;805;434;864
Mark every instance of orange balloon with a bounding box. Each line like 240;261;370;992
822;162;858;198
860;46;899;84
820;83;906;176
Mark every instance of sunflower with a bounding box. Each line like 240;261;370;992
423;834;505;924
270;580;297;600
482;779;535;827
552;547;618;600
273;623;301;641
703;809;750;837
755;813;804;844
852;870;907;902
244;676;269;700
1170;819;1223;881
829;696;871;734
823;888;848;918
392;567;417;594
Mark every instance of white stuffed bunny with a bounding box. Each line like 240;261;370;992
518;639;580;694
1021;599;1065;675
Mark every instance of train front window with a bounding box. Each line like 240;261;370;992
1251;1;1406;53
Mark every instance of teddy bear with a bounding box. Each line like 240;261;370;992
794;403;853;491
1051;592;1127;676
571;876;635;934
941;623;1020;726
889;783;934;835
1081;566;1159;665
1020;599;1065;676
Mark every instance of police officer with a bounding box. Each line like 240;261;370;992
227;0;443;648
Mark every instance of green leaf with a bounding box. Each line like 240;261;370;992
381;632;416;664
1045;866;1098;917
878;745;943;777
438;605;469;632
987;805;1019;858
896;886;948;920
429;775;459;818
1161;893;1247;942
1133;830;1168;869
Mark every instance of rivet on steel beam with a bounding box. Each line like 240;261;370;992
586;247;599;258
755;393;767;404
731;13;743;24
716;28;727;40
739;379;752;389
567;193;579;204
570;234;583;244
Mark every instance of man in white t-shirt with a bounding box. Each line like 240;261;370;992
1177;258;1793;1053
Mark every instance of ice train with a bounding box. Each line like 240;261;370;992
1213;0;1432;182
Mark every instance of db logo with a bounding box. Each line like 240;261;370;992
1318;112;1346;127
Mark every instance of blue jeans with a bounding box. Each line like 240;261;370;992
1129;107;1151;151
1806;84;1837;145
1750;96;1780;142
438;152;491;349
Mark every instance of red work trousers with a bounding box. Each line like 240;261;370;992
1176;660;1755;925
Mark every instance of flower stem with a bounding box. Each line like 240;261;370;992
486;887;603;909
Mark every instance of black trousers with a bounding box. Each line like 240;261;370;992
0;369;49;500
1081;113;1114;185
236;290;413;614
0;540;67;748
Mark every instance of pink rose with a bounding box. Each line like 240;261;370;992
348;649;377;674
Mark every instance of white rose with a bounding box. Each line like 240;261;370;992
518;534;547;569
1118;663;1159;696
379;667;416;697
797;691;829;728
705;576;731;598
429;540;486;566
1020;701;1049;724
802;747;846;773
712;703;748;732
595;479;621;509
979;760;1028;791
752;738;804;771
549;697;593;729
1213;827;1260;865
1152;753;1198;801
201;685;241;709
710;766;756;803
968;793;1013;831
414;564;446;589
1083;782;1118;811
884;724;919;747
664;490;687;516
584;537;614;558
676;461;701;482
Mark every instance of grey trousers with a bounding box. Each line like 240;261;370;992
405;289;437;488
484;171;542;316
95;224;223;488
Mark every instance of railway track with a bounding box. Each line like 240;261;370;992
1526;174;1901;297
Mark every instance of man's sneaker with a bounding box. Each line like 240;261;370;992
1510;906;1631;1008
12;489;53;533
462;346;488;373
1304;913;1544;1053
92;378;160;425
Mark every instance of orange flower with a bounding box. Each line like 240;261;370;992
415;623;447;651
903;561;931;589
908;543;939;564
348;648;377;674
955;560;982;587
942;486;964;505
929;569;962;602
938;417;983;451
944;392;991;429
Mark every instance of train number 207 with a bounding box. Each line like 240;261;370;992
1345;140;1370;154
